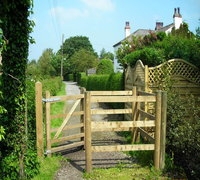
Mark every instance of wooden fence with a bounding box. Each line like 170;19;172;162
125;59;200;95
84;88;167;172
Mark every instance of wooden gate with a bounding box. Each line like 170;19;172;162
35;82;85;156
84;88;167;172
35;82;167;171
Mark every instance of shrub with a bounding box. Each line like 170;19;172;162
166;92;200;179
42;77;62;96
125;47;165;67
86;75;110;91
96;59;114;74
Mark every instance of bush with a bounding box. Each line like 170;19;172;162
86;75;110;91
96;59;114;74
166;92;200;179
125;47;165;67
42;77;62;96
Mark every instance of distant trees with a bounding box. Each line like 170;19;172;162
69;49;98;73
57;36;98;79
99;48;114;61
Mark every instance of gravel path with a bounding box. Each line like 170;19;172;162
54;82;134;180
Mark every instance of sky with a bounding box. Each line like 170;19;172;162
28;0;200;61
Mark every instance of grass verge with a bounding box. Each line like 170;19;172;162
32;155;66;180
83;163;169;180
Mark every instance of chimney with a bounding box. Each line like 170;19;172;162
125;21;131;38
173;7;182;29
155;22;163;30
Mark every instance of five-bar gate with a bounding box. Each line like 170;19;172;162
35;82;167;172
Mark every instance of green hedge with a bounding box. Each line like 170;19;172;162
79;73;123;91
78;73;124;109
41;77;63;96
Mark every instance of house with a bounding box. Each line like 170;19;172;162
113;7;183;72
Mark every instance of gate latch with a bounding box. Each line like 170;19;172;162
42;97;61;102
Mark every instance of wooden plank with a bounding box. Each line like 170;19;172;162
51;133;84;144
160;91;167;169
90;91;132;96
138;128;155;143
50;94;84;102
92;144;155;152
85;91;92;173
51;123;84;133
137;109;155;120
51;141;84;153
35;81;44;157
91;121;155;132
154;91;162;169
91;108;132;115
91;95;156;103
53;99;81;139
46;91;51;157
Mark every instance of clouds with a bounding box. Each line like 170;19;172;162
49;0;115;24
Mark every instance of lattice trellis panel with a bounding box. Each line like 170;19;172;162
148;59;200;86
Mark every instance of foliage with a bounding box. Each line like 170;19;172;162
0;125;5;141
41;77;63;96
99;48;114;61
116;31;165;68
125;47;165;67
86;75;110;91
60;36;97;59
69;48;98;74
1;149;39;180
79;73;123;92
166;92;200;179
37;49;56;78
96;59;114;74
154;35;200;67
0;1;38;179
79;72;124;108
57;36;98;76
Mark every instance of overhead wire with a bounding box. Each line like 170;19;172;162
48;0;62;50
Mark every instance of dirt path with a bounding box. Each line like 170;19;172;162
54;82;134;180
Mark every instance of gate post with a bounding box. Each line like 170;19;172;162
35;81;43;157
154;90;162;169
85;91;92;173
160;91;167;169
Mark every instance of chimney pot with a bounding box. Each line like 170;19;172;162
125;21;131;38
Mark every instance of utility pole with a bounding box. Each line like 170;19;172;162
61;34;64;80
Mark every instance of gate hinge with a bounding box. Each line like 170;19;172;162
42;97;60;103
45;150;51;155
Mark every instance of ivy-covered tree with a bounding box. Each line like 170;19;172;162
0;1;39;179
